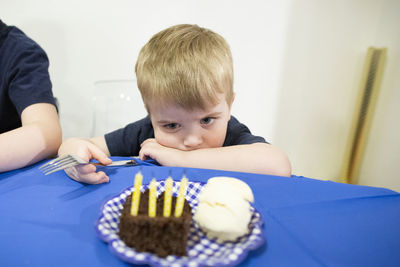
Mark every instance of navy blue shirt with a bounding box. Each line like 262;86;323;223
0;20;56;134
105;115;267;156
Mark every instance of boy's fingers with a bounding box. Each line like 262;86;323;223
79;171;109;184
139;147;156;162
75;164;96;174
64;166;109;184
139;153;146;161
87;144;112;165
91;172;109;184
140;138;156;147
138;148;147;161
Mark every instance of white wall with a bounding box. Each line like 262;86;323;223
1;0;290;141
274;0;387;179
272;0;400;192
357;0;400;191
2;0;399;191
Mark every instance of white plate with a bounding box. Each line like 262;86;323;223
95;180;264;267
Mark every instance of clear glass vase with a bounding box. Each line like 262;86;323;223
90;79;147;137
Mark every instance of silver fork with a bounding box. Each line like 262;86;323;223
39;154;137;175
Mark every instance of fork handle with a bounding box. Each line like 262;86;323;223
91;160;136;167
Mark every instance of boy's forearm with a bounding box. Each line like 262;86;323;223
172;143;291;177
0;121;62;172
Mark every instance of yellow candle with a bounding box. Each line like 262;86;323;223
163;177;173;217
174;176;188;217
148;179;157;217
130;171;143;216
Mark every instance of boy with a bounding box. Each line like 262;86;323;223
0;20;62;172
58;24;291;184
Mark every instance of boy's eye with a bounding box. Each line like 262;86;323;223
163;123;180;129
200;117;214;125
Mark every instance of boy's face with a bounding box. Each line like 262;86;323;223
148;93;232;151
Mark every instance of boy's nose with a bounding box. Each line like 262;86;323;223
183;134;203;150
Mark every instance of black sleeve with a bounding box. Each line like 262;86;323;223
223;116;269;146
104;116;154;156
8;32;55;115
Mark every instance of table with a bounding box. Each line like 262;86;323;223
1;157;399;266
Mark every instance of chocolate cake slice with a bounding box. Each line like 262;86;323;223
118;189;192;257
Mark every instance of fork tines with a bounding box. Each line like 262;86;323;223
39;155;80;175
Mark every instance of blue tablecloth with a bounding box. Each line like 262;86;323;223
1;157;399;266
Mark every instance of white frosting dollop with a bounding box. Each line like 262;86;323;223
193;177;254;242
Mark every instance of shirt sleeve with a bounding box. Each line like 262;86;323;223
223;116;269;146
104;116;154;156
7;34;55;115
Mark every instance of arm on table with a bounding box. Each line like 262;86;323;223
0;103;62;172
140;139;292;177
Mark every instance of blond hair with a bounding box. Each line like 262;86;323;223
135;24;234;111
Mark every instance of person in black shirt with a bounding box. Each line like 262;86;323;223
58;24;290;184
0;20;61;172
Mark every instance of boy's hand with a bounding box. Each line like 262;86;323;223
58;138;112;184
139;138;183;166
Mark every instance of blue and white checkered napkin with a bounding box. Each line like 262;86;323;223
95;180;264;267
